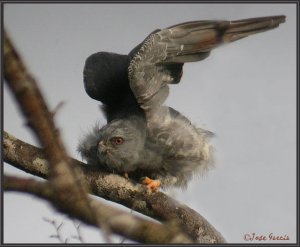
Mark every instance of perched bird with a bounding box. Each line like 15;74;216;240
78;15;285;191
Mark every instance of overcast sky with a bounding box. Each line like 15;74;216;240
3;3;296;244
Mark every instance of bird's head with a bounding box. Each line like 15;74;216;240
96;116;146;172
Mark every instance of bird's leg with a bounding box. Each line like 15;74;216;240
141;176;161;192
124;172;129;179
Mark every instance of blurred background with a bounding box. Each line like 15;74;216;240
3;3;296;243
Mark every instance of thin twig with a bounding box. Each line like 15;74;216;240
71;220;85;243
43;218;67;243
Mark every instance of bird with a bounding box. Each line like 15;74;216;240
78;15;285;191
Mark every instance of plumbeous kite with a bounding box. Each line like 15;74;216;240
78;15;285;191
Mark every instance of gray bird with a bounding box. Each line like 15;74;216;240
78;15;285;191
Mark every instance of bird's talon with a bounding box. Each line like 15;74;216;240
141;176;152;185
141;177;160;192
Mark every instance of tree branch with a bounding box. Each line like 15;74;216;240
3;29;99;232
4;131;226;243
3;175;192;244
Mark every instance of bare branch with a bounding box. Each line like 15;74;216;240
3;30;88;192
3;30;99;234
4;131;226;243
3;175;192;244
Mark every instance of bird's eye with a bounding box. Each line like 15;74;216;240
111;137;124;145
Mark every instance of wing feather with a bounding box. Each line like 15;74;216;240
128;15;286;116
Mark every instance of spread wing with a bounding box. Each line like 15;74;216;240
128;15;286;121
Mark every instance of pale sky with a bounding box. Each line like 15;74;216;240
3;3;296;243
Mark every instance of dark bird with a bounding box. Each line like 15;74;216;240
78;15;285;191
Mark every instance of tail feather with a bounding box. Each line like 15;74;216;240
159;15;286;63
222;15;286;42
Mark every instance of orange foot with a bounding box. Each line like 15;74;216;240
141;177;161;192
